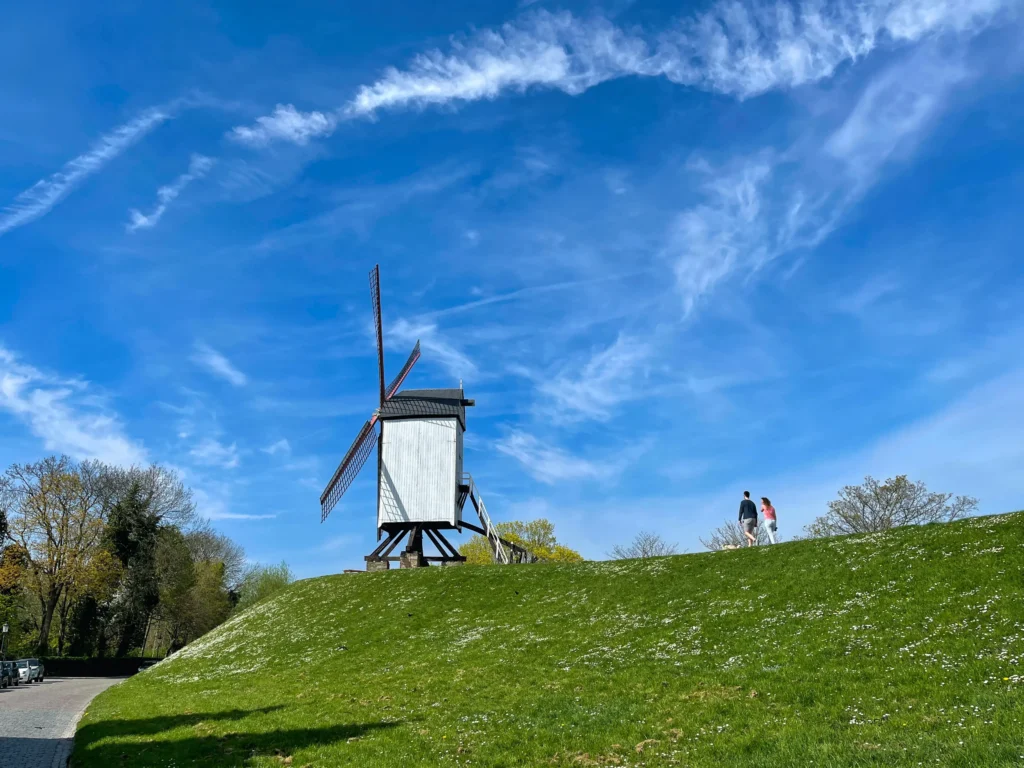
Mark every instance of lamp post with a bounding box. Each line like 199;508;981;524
1;623;8;662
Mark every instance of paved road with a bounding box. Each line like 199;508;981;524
0;677;122;768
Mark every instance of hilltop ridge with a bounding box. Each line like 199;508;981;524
76;512;1024;767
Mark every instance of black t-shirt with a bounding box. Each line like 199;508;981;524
739;499;758;520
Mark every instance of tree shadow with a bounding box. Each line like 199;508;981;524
76;706;286;740
74;709;402;767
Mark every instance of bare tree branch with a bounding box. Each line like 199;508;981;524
804;475;978;538
700;519;768;550
608;531;678;559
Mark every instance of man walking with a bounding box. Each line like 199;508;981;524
739;491;758;546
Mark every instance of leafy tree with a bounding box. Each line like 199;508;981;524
173;561;232;650
153;527;198;652
103;481;161;656
608;531;678;559
700;518;768;550
2;457;107;653
0;545;28;658
460;519;584;564
234;561;293;613
153;527;240;651
805;475;978;538
185;522;246;588
1;456;248;658
55;547;120;655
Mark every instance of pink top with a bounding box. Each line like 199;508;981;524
762;505;776;521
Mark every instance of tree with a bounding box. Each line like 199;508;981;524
459;519;584;564
152;527;197;653
56;547;120;656
2;457;107;653
234;561;293;613
170;561;232;650
184;522;246;588
103;481;161;656
608;531;678;560
700;518;768;550
95;464;196;528
805;475;978;538
0;544;28;656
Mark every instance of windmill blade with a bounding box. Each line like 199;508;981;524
369;265;386;405
320;418;379;522
384;340;421;400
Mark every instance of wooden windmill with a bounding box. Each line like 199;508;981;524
320;265;538;569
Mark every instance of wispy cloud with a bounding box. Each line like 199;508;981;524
192;343;248;387
390;319;478;381
418;272;644;320
668;42;976;314
127;154;215;232
0;346;147;466
671;158;774;317
825;47;970;186
230;0;1013;145
189;437;240;469
536;333;651;422
495;429;618;484
191;485;272;521
262;438;291;455
0;105;175;237
253;163;476;251
208;512;277;520
836;274;901;316
229;104;336;147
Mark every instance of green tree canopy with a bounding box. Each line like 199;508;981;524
459;518;584;564
234;561;293;613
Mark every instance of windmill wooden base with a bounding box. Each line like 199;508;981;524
364;477;539;569
365;523;466;569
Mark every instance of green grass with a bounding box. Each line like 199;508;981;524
75;513;1024;767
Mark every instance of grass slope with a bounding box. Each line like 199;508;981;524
76;513;1024;767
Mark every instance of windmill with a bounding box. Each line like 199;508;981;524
320;265;538;569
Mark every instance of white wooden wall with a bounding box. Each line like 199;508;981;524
378;417;460;527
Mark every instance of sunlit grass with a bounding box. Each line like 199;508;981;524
76;512;1024;766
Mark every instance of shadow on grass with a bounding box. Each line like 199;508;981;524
74;707;402;767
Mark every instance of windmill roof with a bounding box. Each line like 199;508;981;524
378;388;467;429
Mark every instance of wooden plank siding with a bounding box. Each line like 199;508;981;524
378;417;461;527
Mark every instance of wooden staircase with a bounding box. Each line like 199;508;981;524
459;474;540;564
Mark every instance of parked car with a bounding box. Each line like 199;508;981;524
2;661;18;687
15;658;43;684
0;662;9;689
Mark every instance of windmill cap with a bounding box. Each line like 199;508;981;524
378;388;471;429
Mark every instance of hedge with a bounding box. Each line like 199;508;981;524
29;656;165;677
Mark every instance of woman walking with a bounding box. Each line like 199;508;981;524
761;497;778;544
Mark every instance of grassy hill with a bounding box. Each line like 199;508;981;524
75;513;1024;767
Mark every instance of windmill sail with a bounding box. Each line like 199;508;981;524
385;340;421;400
320;418;379;522
369;265;386;405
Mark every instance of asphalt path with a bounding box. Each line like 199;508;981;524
0;677;122;768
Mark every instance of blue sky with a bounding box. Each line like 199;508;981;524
2;0;1023;576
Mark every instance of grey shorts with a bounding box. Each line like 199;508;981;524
742;518;757;534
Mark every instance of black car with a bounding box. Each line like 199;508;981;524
0;661;16;688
